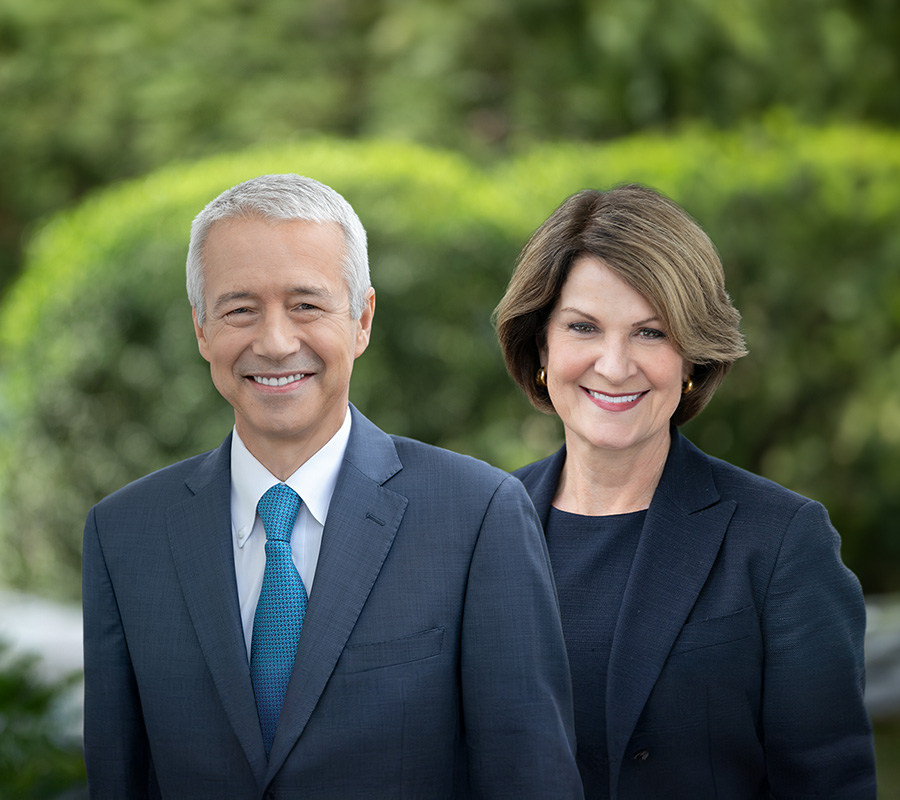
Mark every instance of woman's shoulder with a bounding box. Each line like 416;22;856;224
681;434;825;521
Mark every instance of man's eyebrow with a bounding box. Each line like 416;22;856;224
288;286;332;298
211;286;334;313
212;291;255;313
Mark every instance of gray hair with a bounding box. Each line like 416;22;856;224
186;174;370;325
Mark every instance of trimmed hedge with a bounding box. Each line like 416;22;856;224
2;122;900;598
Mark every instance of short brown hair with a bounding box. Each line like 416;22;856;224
493;184;747;425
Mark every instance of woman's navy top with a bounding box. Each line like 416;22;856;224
545;507;646;799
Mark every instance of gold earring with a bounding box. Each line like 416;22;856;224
683;377;694;395
536;367;547;387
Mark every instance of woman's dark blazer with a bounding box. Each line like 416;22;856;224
515;428;876;799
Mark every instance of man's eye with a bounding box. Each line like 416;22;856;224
221;307;256;323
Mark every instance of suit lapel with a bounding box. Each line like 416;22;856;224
265;407;408;782
604;432;735;796
165;436;269;782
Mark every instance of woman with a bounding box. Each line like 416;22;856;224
494;184;876;799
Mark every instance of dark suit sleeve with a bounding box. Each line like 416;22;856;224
761;499;876;798
459;475;583;799
82;506;153;798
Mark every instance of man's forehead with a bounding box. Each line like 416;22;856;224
202;217;344;265
206;214;343;240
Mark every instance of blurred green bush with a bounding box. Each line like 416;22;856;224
0;642;86;797
1;123;899;599
2;0;899;297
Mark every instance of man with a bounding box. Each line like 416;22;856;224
82;174;582;798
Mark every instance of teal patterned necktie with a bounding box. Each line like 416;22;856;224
250;483;307;757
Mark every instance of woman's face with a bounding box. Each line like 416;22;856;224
541;256;689;461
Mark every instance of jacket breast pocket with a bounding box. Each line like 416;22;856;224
637;605;763;737
669;605;757;656
335;626;445;674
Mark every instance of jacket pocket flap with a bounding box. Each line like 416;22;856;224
336;626;445;673
669;605;756;656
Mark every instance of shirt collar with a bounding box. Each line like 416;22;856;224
230;407;352;538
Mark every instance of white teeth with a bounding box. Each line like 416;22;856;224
588;390;642;404
253;373;306;387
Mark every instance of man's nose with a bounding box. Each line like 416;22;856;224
254;311;299;360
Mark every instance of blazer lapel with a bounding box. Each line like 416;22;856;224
265;407;408;781
605;431;736;796
165;435;269;782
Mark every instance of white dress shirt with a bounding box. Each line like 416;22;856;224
230;407;351;658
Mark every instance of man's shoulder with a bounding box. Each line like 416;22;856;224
382;435;539;529
510;450;563;496
347;407;514;492
93;444;224;512
388;434;511;487
512;453;555;481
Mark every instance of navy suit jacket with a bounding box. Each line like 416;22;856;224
82;406;582;799
515;429;876;799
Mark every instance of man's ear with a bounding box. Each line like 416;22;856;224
193;308;211;363
354;288;376;358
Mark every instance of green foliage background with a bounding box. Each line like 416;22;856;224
0;643;85;798
1;0;899;296
2;1;900;793
1;123;899;602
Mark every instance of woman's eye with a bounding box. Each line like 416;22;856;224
637;327;666;340
568;322;595;333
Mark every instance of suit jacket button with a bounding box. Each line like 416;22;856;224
632;748;650;761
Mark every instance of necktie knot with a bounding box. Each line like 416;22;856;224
257;483;301;543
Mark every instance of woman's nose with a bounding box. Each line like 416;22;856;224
593;339;635;384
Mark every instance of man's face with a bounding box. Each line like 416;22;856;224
193;217;374;470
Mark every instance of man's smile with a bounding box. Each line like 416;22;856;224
250;373;310;387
